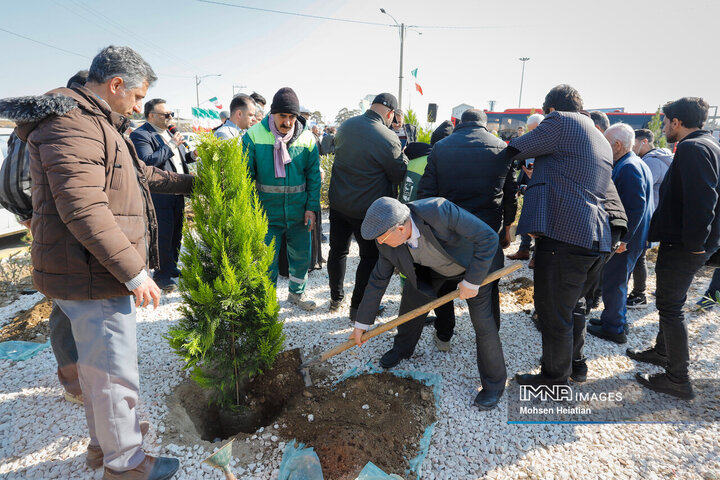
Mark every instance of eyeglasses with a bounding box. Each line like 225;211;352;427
152;112;174;118
377;227;398;244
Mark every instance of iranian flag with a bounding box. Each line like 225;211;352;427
209;96;223;109
411;68;423;95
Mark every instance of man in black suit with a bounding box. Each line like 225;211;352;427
130;98;196;290
352;196;505;410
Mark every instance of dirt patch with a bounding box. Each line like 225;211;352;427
0;297;52;342
502;276;534;306
171;360;436;479
278;372;435;479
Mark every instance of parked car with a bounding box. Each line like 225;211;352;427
0;127;29;238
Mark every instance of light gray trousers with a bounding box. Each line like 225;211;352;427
55;296;145;471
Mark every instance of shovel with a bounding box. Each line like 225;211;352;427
299;263;522;383
203;439;237;480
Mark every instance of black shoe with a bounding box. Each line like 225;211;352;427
626;347;668;367
587;296;601;311
570;362;588;383
329;298;345;312
379;348;411;369
515;372;568;387
626;293;648;309
587;324;627;344
589;318;629;334
635;372;694;400
424;315;437;327
473;389;504;411
154;277;178;292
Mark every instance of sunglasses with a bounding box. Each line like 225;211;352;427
152;112;174;118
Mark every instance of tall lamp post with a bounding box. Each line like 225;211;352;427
380;8;406;111
195;73;222;109
518;57;530;108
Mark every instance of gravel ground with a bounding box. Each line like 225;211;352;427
1;212;719;479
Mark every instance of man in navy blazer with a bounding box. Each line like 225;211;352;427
130;98;196;290
588;124;653;344
508;85;613;387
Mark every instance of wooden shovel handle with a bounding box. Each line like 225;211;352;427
317;263;522;363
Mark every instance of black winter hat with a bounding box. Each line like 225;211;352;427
430;120;454;145
270;87;300;116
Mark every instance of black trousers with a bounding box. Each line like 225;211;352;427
327;208;379;309
154;197;184;280
393;247;507;391
630;249;648;296
653;244;713;382
534;237;605;381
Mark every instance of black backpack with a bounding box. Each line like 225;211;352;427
0;131;32;222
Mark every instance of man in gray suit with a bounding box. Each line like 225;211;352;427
351;197;505;410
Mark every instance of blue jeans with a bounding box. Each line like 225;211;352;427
519;233;533;251
600;244;646;334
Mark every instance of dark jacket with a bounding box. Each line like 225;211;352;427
417;121;517;232
329;109;407;219
320;133;335;155
1;86;193;300
648;130;720;252
604;179;628;247
403;123;418;143
130;121;195;209
356;197;499;326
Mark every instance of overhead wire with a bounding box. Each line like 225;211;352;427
197;0;513;30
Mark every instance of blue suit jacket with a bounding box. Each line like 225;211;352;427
356;197;499;327
612;152;653;250
130;122;194;209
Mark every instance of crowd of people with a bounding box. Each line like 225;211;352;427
0;43;719;479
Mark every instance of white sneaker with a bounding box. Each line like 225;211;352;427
287;292;317;311
434;333;451;352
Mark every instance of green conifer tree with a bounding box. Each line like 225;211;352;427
168;135;284;409
649;109;668;149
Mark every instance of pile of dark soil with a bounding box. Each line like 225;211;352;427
278;372;435;479
0;297;52;342
501;276;534;306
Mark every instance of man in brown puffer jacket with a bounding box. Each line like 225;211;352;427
0;46;192;480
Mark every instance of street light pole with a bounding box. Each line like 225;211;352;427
195;73;222;109
381;8;406;111
518;57;530;108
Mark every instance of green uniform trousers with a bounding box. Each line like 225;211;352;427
266;221;311;294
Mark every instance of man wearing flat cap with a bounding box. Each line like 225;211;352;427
352;196;507;410
242;87;321;311
327;92;408;321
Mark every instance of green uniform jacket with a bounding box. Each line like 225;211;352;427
242;116;321;227
399;155;428;204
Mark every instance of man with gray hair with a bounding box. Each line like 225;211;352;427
588;123;653;344
0;45;191;479
351;196;504;410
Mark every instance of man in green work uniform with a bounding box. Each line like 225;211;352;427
242;87;321;311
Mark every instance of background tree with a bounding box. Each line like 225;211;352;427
310;111;324;124
648;109;668;149
404;108;433;143
335;107;361;125
168;135;284;409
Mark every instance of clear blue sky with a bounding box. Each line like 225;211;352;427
1;0;718;124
